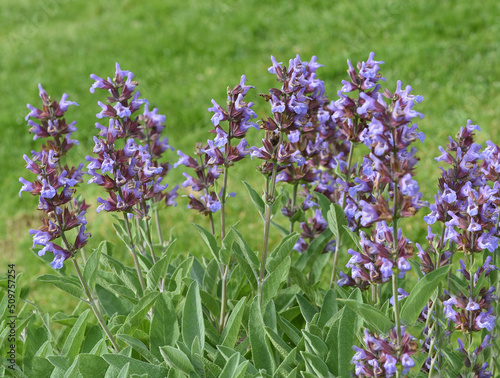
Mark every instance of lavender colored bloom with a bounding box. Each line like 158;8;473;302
466;298;480;311
476;308;496;331
380;258;393;281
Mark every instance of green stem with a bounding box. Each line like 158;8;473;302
259;132;283;307
123;213;146;293
289;183;298;233
391;127;401;348
154;206;164;246
330;141;355;287
218;164;230;333
72;258;120;352
142;202;157;264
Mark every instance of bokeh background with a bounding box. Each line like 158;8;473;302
1;0;500;311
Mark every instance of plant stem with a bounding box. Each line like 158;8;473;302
218;164;230;333
123;213;146;293
72;258;121;352
391;127;401;348
142;201;157;264
289;183;298;233
330;140;355;287
154;206;164;246
259;132;283;307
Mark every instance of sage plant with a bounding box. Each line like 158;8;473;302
21;84;120;352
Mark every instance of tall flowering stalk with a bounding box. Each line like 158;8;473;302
421;122;499;376
338;74;425;369
175;75;257;332
87;63;175;290
251;55;315;305
21;85;120;352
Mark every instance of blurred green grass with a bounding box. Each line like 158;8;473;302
1;0;500;312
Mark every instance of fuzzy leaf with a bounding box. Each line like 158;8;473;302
327;203;347;242
262;257;290;307
61;309;90;360
37;274;83;300
118;292;159;335
83;244;103;291
243;181;265;217
193;223;220;263
103;354;168;377
220;297;246;348
266;232;299;273
249;301;274;373
146;240;176;291
150;293;179;361
400;265;451;326
338;299;393;334
182;281;205;354
338;304;358;377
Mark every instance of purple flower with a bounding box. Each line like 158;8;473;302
476;308;496;331
400;174;419;196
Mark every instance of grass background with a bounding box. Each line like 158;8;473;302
1;0;500;313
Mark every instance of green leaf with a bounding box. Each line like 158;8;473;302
150;293;179;362
61;309;90;360
266;232;299;273
117;362;131;378
277;316;301;346
400;265;451;326
325;311;341;375
296;294;318;324
231;227;260;270
327;203;347;242
301;351;330;377
193;224;220;263
64;354;109;378
28;356;55;377
311;191;331;222
118;292;159;335
289;267;317;303
220;297;246;348
262;257;290;307
103;354;168;378
302;330;328;359
294;229;332;272
342;225;361;251
37;274;83;300
182;281;205;354
100;253;143;296
249;301;274;373
95;284;133;317
220;227;236;265
338;299;393;334
47;355;72;371
243;181;265;217
232;243;258;291
317;289;338;328
219;353;240;378
117;334;159;364
146;240;176;291
83;244;103;291
338;304;357;377
203;258;220;296
264;326;292;358
160;346;196;375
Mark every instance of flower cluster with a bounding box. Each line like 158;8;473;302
176;75;256;215
425;122;500;253
351;327;417;377
338;222;412;290
87;63;176;216
20;85;89;269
